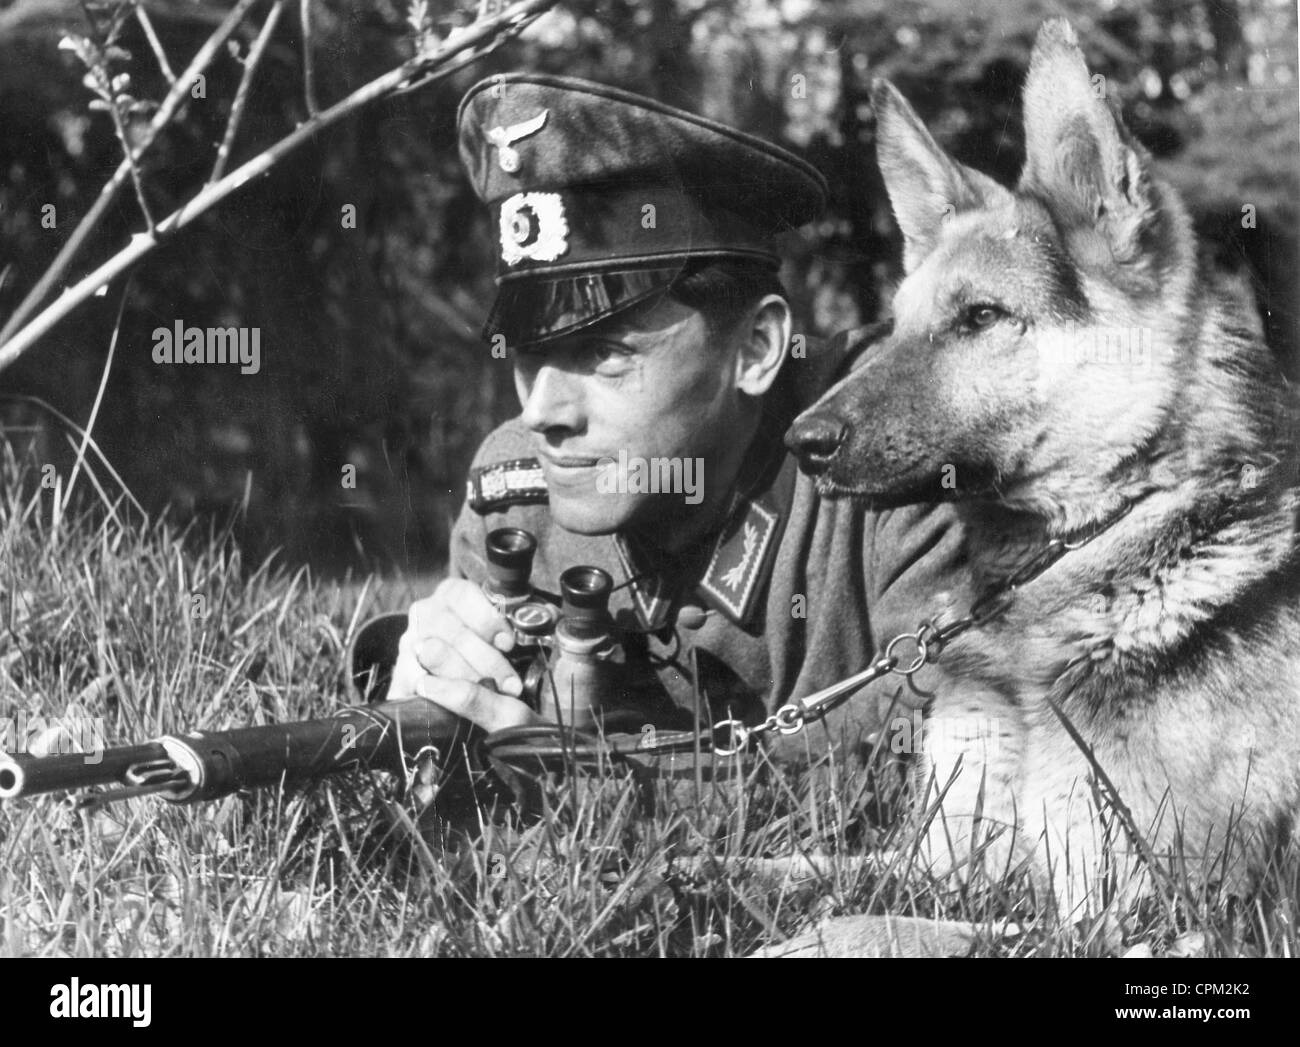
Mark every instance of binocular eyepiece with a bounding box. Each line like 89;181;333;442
559;565;613;639
485;527;614;632
484;527;538;600
482;528;620;728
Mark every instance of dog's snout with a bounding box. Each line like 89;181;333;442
786;412;852;468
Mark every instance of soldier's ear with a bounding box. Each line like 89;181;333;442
734;294;791;397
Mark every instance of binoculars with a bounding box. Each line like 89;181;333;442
482;528;624;729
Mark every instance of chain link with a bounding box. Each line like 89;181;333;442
712;499;1134;756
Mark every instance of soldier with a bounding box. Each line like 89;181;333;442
365;73;970;772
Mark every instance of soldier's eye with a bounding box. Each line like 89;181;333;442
963;303;1007;330
576;339;633;369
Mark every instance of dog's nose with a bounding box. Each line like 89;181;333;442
785;412;851;468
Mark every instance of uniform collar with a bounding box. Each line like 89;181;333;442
694;460;793;627
614;426;798;631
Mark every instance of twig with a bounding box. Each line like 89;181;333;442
134;2;177;85
0;0;557;376
78;0;156;233
0;0;262;347
212;0;286;183
391;33;525;97
300;0;320;117
62;280;131;518
104;87;157;235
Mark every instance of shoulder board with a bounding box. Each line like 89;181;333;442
466;457;549;514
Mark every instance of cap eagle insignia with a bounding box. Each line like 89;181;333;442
486;109;549;174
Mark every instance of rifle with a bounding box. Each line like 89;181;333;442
0;698;466;808
0;529;766;810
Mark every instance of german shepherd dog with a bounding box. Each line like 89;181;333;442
788;20;1300;906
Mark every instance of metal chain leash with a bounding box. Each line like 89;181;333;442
479;500;1135;771
709;499;1135;757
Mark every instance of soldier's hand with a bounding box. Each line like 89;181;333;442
388;578;539;732
409;675;541;734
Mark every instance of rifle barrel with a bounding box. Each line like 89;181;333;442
0;741;175;799
0;700;465;805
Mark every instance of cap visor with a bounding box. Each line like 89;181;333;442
483;267;689;350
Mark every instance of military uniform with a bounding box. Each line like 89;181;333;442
452;387;970;766
355;74;973;770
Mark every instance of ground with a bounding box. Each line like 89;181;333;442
0;453;1294;957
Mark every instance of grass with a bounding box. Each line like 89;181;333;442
0;444;1296;958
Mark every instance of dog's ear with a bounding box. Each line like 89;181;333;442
1019;19;1158;262
871;78;1011;274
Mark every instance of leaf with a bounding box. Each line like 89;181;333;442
406;0;431;36
58;35;96;67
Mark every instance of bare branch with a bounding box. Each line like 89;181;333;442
391;43;500;97
134;1;177;85
212;0;287;183
0;0;559;377
77;0;157;232
301;0;320;117
108;101;157;234
0;0;262;346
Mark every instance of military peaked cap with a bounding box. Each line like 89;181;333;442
457;73;827;348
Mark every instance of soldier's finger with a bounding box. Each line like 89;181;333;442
405;632;474;679
408;591;505;648
430;578;514;648
406;593;513;664
415;676;539;734
425;605;515;658
412;630;522;697
406;594;441;638
385;649;429;702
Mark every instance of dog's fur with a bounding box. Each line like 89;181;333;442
788;20;1300;906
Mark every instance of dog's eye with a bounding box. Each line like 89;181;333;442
964;304;1006;330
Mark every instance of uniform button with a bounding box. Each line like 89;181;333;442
676;605;709;631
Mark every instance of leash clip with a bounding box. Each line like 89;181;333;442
712;719;751;757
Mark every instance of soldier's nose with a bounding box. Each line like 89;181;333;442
785;412;851;469
520;364;583;434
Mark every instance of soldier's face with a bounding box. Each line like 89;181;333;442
513;297;749;535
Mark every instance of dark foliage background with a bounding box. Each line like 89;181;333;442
1;0;1296;575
